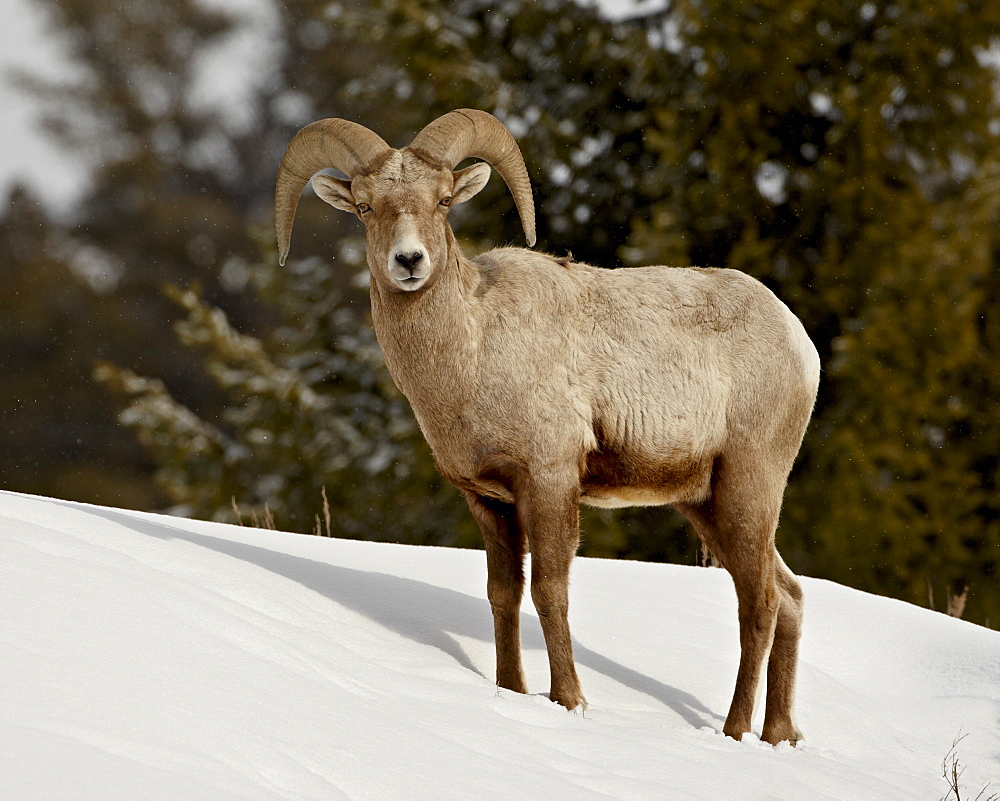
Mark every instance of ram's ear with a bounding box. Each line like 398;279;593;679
312;174;356;213
451;163;492;204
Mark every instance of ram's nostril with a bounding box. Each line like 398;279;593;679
394;251;424;270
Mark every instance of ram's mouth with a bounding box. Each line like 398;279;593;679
395;275;428;291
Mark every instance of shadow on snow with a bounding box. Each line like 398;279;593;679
57;500;720;731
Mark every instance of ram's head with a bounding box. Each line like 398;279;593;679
275;109;536;293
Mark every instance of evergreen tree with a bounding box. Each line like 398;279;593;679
3;0;369;507
2;0;272;508
0;187;161;507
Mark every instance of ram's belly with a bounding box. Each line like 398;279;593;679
455;470;711;510
580;451;714;509
580;485;688;509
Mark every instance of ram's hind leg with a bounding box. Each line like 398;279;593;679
724;538;780;741
761;554;804;745
464;492;528;694
677;463;794;744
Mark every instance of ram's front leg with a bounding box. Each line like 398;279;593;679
464;491;528;694
517;474;586;710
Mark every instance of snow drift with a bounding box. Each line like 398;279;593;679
2;490;997;799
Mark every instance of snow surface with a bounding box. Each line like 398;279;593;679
2;490;998;799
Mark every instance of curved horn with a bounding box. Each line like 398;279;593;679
407;109;536;247
275;118;392;265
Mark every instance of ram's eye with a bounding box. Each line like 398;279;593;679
439;197;452;207
357;202;372;214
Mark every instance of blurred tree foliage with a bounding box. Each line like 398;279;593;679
0;187;160;507
1;0;271;509
2;0;997;624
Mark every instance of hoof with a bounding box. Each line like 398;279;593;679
497;675;528;695
722;720;750;741
549;689;588;711
762;722;803;747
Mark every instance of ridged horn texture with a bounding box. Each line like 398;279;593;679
275;118;392;265
407;109;536;247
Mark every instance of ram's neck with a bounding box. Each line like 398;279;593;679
368;237;479;434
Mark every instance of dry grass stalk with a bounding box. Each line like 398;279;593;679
700;541;722;568
231;497;244;526
310;486;333;537
947;585;969;619
940;732;999;801
250;503;276;531
320;485;331;536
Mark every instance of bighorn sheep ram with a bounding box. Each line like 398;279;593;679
275;109;820;745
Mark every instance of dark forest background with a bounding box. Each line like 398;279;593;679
2;0;998;626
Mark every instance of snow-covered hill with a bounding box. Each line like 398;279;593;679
2;490;998;800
